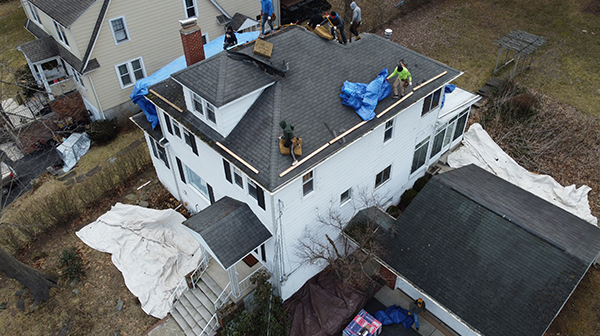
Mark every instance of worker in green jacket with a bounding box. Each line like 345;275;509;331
386;60;412;98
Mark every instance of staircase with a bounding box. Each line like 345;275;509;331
170;273;229;336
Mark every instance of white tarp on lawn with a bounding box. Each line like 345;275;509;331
447;123;597;225
57;132;91;172
76;203;202;318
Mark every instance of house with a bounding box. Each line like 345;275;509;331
348;164;600;336
16;0;261;121
130;22;479;334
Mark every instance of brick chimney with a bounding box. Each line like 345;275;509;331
179;18;206;67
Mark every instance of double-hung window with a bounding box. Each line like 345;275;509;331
185;165;209;199
411;137;430;173
233;167;244;188
205;102;216;123
383;119;394;142
302;171;314;196
183;0;197;18
248;179;258;200
150;138;169;168
430;126;446;158
183;130;198;155
375;166;391;189
190;92;217;124
110;17;130;44
452;108;469;141
192;93;204;117
116;58;145;88
53;20;70;47
421;88;442;116
28;2;40;24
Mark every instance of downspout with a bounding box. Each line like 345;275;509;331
208;0;231;20
87;75;106;119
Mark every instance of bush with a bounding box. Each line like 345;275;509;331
399;188;418;209
386;205;400;218
412;175;431;192
59;247;85;282
86;120;118;144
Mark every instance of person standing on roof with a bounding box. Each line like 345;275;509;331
308;7;323;29
407;298;426;330
317;11;347;45
386;60;412;98
260;0;274;37
279;120;298;165
349;2;361;42
223;26;238;50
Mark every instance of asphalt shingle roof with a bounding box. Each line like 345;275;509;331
150;25;461;192
350;164;600;336
30;0;96;27
183;197;272;269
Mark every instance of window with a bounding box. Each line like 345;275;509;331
248;179;258;200
150;138;169;168
302;171;314;196
163;112;173;135
340;188;352;205
172;121;181;138
430;127;446;158
28;2;40;23
452;108;469;141
53;20;70;47
206;102;216;124
247;179;266;210
375;166;391;188
110;17;130;44
383;119;394;142
190;92;217;125
183;130;198;155
233;167;244;188
444;116;457;148
192;93;204;117
183;0;197;18
185;165;209;199
421;88;442;116
411;137;430;173
115;58;145;88
68;65;85;88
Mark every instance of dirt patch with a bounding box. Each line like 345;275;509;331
0;167;188;336
584;0;600;14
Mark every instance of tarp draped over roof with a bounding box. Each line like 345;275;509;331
340;69;391;121
448;123;597;225
131;31;260;129
76;203;202;319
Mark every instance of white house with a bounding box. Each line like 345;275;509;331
131;24;479;335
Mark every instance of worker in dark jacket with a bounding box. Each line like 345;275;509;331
318;11;347;44
279;120;298;165
223;26;238;50
407;298;426;330
308;8;322;29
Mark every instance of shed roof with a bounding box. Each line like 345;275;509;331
352;164;600;336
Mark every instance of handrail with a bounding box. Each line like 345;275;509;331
200;313;218;336
168;255;210;310
191;255;210;289
214;282;231;311
238;265;266;294
168;277;188;310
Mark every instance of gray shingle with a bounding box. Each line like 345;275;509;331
18;35;100;74
30;0;96;27
183;197;272;269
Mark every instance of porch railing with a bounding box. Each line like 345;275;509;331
168;254;210;310
213;282;231;311
238;265;266;294
191;255;210;289
201;313;219;336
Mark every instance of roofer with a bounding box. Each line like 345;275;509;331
317;11;347;45
260;0;274;37
308;8;323;29
386;60;412;98
407;298;426;330
279;120;299;165
349;2;362;42
223;26;238;50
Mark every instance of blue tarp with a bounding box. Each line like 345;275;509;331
340;69;391;121
374;305;414;330
440;84;456;110
130;31;260;129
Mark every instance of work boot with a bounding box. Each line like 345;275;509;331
356;35;361;41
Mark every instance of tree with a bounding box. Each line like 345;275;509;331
0;245;57;306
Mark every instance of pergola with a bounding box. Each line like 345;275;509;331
493;30;546;78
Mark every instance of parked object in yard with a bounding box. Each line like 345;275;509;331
56;133;91;172
0;161;17;194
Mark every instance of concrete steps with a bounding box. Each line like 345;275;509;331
170;273;228;336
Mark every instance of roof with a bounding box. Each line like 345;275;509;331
183;197;272;269
229;13;258;32
352;164;600;336
30;0;96;27
149;26;461;192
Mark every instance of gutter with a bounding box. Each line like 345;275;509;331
208;0;231;20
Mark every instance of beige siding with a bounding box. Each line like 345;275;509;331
70;1;103;59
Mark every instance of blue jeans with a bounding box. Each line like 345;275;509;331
414;313;420;329
261;15;274;35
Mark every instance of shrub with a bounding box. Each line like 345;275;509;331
59;247;85;282
399;188;418;209
386;205;400;218
86;120;118;144
412;175;431;192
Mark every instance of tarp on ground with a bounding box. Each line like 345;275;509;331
56;132;90;172
448;123;597;225
374;305;414;329
340;69;391;121
284;269;368;336
76;203;203;318
130;31;260;129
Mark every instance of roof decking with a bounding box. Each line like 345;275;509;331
149;26;461;192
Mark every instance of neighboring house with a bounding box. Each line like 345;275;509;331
130;23;480;334
350;164;600;336
16;0;261;121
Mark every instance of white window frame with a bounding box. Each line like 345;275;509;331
375;165;391;189
411;137;430;174
115;57;146;89
109;16;130;45
205;101;216;124
340;188;352;206
302;171;314;196
150;138;170;168
28;2;41;24
421;87;442;116
53;20;70;47
383;118;394;143
184;165;209;200
247;179;258;200
190;90;218;125
192;93;204;118
233;167;244;189
183;0;198;18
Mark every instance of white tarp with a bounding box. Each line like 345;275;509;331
447;123;597;225
56;132;91;172
76;203;202;318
